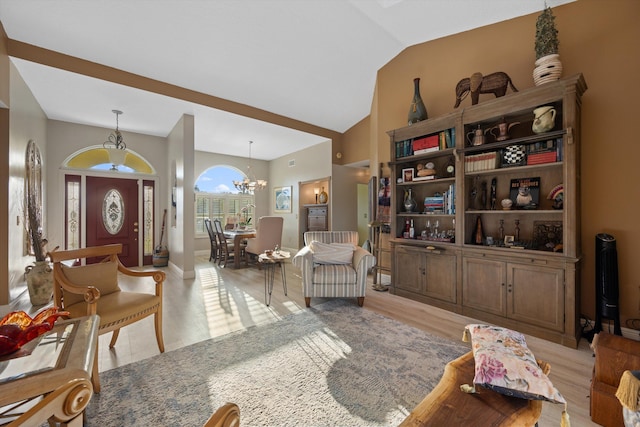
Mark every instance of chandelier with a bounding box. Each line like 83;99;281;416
233;141;267;194
103;109;127;170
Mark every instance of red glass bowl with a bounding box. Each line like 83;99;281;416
0;307;69;356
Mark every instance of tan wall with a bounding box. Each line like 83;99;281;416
362;0;640;326
341;115;370;165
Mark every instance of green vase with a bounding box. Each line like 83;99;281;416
408;78;428;126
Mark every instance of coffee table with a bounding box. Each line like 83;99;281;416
258;251;290;306
0;315;99;426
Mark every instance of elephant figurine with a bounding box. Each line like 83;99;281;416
454;72;518;108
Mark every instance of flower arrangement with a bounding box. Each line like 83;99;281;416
535;5;559;60
26;191;48;262
238;204;255;227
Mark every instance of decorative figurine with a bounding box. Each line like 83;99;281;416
490;178;497;210
454;71;518;108
481;180;488;209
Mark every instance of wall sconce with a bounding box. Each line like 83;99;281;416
314;187;320;204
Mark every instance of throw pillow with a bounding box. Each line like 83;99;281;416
463;324;566;404
309;241;355;265
60;261;120;306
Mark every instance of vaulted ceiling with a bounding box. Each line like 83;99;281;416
0;0;573;160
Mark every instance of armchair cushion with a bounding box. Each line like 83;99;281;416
309;241;355;265
65;291;162;326
60;261;120;306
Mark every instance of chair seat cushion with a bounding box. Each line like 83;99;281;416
312;264;356;285
66;291;161;328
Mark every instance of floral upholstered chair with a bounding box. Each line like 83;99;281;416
292;231;375;307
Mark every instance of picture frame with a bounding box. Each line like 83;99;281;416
274;186;292;213
402;168;414;183
504;235;515;246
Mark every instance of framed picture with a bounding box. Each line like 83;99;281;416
402;168;414;183
274;186;292;213
504;235;515;246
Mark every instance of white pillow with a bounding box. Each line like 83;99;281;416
309;241;355;264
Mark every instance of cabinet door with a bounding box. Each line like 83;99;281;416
507;263;564;332
394;246;424;294
462;257;506;316
425;251;457;303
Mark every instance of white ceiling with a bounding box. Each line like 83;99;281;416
0;0;573;161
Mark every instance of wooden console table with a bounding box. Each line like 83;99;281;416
0;315;99;426
400;351;543;426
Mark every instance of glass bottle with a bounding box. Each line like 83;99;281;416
409;219;415;239
404;188;417;212
408;78;428;126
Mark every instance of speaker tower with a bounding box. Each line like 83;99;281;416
594;233;622;335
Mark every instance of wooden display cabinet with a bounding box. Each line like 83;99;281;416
388;74;586;347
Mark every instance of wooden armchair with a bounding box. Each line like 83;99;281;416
49;244;165;392
203;403;240;427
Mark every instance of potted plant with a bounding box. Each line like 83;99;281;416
533;5;563;85
24;191;53;306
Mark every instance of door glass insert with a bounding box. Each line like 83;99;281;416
103;189;125;234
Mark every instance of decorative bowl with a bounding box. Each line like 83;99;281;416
0;307;68;357
501;199;513;210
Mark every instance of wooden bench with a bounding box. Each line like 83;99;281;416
400;351;544;426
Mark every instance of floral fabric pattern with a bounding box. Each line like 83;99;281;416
464;324;566;404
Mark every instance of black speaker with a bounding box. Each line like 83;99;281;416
594;233;622;335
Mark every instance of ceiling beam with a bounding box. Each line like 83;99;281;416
7;38;343;144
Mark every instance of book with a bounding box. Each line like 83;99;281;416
413;147;439;155
412;134;439;152
413;175;436;181
444;128;453;148
509;177;540;209
527;151;557;165
464;152;499;172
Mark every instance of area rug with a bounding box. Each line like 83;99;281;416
84;300;468;426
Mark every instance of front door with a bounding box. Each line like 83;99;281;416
86;176;139;266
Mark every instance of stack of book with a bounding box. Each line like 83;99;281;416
412;134;440;155
464;152;499;172
423;195;444;213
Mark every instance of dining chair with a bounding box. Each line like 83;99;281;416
204;218;219;263
213;219;246;267
245;216;284;268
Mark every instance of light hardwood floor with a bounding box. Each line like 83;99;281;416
16;256;599;426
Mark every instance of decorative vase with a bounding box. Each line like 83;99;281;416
25;261;53;306
318;187;328;204
403;188;417;212
408;78;427;126
533;53;563;86
532;105;557;133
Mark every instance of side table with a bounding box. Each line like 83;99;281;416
0;315;99;426
258;251;290;306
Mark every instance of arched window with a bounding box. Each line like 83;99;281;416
195;166;255;235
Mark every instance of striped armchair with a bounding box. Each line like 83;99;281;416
292;231;376;307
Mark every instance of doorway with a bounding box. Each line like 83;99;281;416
86;176;139;266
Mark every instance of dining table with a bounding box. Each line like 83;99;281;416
223;228;256;268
